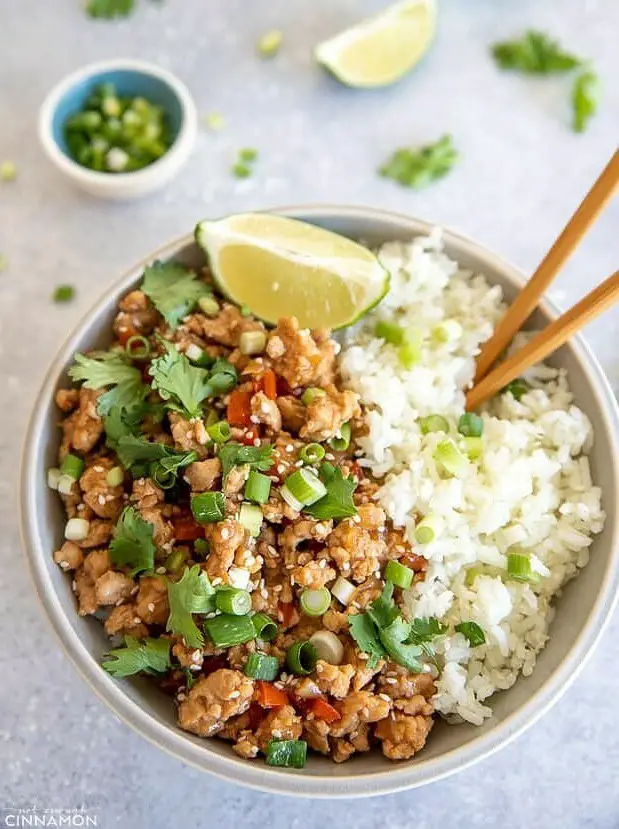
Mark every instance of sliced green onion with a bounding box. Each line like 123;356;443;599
244;470;271;504
207;420;231;444
502;378;530;401
204;112;225;131
53;284;75;303
125;335;150;359
266;739;307;769
458;412;483;437
215;587;252;616
194;538;210;556
238;502;263;537
191;492;225;524
198;296;220;316
433;319;463;343
185;343;205;363
0;160;17;181
300;587;331;617
399;330;422;369
281;468;327;509
328;422;351;452
461;436;483;460
165;549;186;573
309;630;344;665
375;320;404;345
47;468;62;490
239;304;251;317
257;29;283;58
414;514;443;544
465;566;484;586
331;576;355;605
301;387;326;406
65;517;90;542
205;613;256;648
57;474;76;496
239;147;258;163
244;652;279;680
60;453;84;481
507;553;540;584
150;462;175;490
239;330;266;355
434;439;469;477
384;560;414;589
251;612;278;641
232;161;252;178
286;640;317;676
299;443;326;464
419;414;449;434
455;621;486;647
106;466;124;487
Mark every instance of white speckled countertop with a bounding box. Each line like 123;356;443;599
1;0;618;825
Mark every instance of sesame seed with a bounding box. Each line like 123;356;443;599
250;415;260;424
353;515;361;524
77;504;85;512
276;464;286;474
294;460;303;468
384;677;397;685
221;528;230;540
59;561;69;570
147;602;155;612
260;402;270;414
379;693;391;702
274;681;284;690
212;577;222;586
253;439;261;447
325;453;335;461
260;588;268;599
133;617;141;625
272;729;282;739
318;559;327;569
267;545;277;555
273;585;283;593
93;465;104;473
285;444;294;453
155;566;166;575
98;494;106;505
290;575;295;585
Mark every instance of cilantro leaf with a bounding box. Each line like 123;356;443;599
102;636;170;677
86;0;135;18
218;442;274;481
379;134;458;190
69;350;142;390
455;621;486;647
347;613;387;669
379;616;424;673
304;464;357;520
97;377;148;417
366;581;399;630
572;69;600;133
109;506;157;575
141;260;209;329
407;617;448;644
492;30;581;74
166;565;216;647
115;435;197;487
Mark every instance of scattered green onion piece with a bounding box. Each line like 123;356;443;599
328;422;351;452
299;443;326;464
57;474;76;496
299;587;331;617
244;652;279;681
0;254;7;272
266;739;307;769
0;160;17;181
185;343;205;363
232;161;251;178
384;560;414;589
433;319;462;343
60;454;85;481
150;462;175;490
165;549;186;573
53;284;75;303
461;436;483;460
257;29;283;58
47;468;62;491
434;439;469;477
205;613;256;648
458;412;483;437
507;553;540;584
207;420;231;444
244;470;271;504
331;576;355;605
375;320;404;345
399;330;423;369
286;640;317;676
455;621;486;647
281;468;327;507
198;296;220;316
251;612;278;641
301;387;326;406
414;514;443;544
204;112;225;131
65;517;90;542
309;630;344;665
191;492;225;524
239;330;266;355
215;587;252;616
239;304;251;317
105;466;124;487
239;147;258;163
502;378;530;401
194;538;210;556
465;566;484;587
419;414;449;434
125;335;150;359
238;502;263;537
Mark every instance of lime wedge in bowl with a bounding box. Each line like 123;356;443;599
195;213;389;329
315;0;436;89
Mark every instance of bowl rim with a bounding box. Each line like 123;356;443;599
37;57;197;188
20;204;619;798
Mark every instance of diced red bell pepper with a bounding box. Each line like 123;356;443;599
309;697;341;724
261;369;277;400
227;390;252;427
172;516;205;542
239;427;259;446
256;681;289;709
117;324;140;348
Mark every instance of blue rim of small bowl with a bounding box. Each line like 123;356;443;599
19;205;619;798
38;58;197;190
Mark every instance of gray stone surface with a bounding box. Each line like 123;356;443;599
1;0;618;826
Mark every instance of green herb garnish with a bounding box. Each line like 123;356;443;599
572;69;600;133
109;506;157;576
53;284;76;303
69;349;142;390
86;0;135;18
141;260;210;328
102;635;171;677
257;30;283;58
455;621;486;647
303;462;357;520
0;161;17;181
379;134;458;189
166;565;216;647
491;30;581;74
218;441;274;481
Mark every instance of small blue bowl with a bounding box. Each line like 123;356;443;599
39;59;197;200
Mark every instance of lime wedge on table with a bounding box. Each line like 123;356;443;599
315;0;436;89
195;214;389;329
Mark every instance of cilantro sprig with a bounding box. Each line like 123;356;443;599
492;30;581;74
166;565;216;647
218;442;274;481
109;506;157;575
304;462;357;520
69;350;142;390
141;260;210;329
102;636;170;677
572;69;600;133
379;134;458;190
115;435;197;486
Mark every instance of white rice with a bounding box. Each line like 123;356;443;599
339;231;606;726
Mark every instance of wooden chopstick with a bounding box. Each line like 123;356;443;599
466;270;619;410
474;149;619;384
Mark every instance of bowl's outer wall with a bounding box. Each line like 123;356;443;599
21;207;619;797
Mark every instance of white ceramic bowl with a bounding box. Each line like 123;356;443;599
20;206;619;797
38;59;197;200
